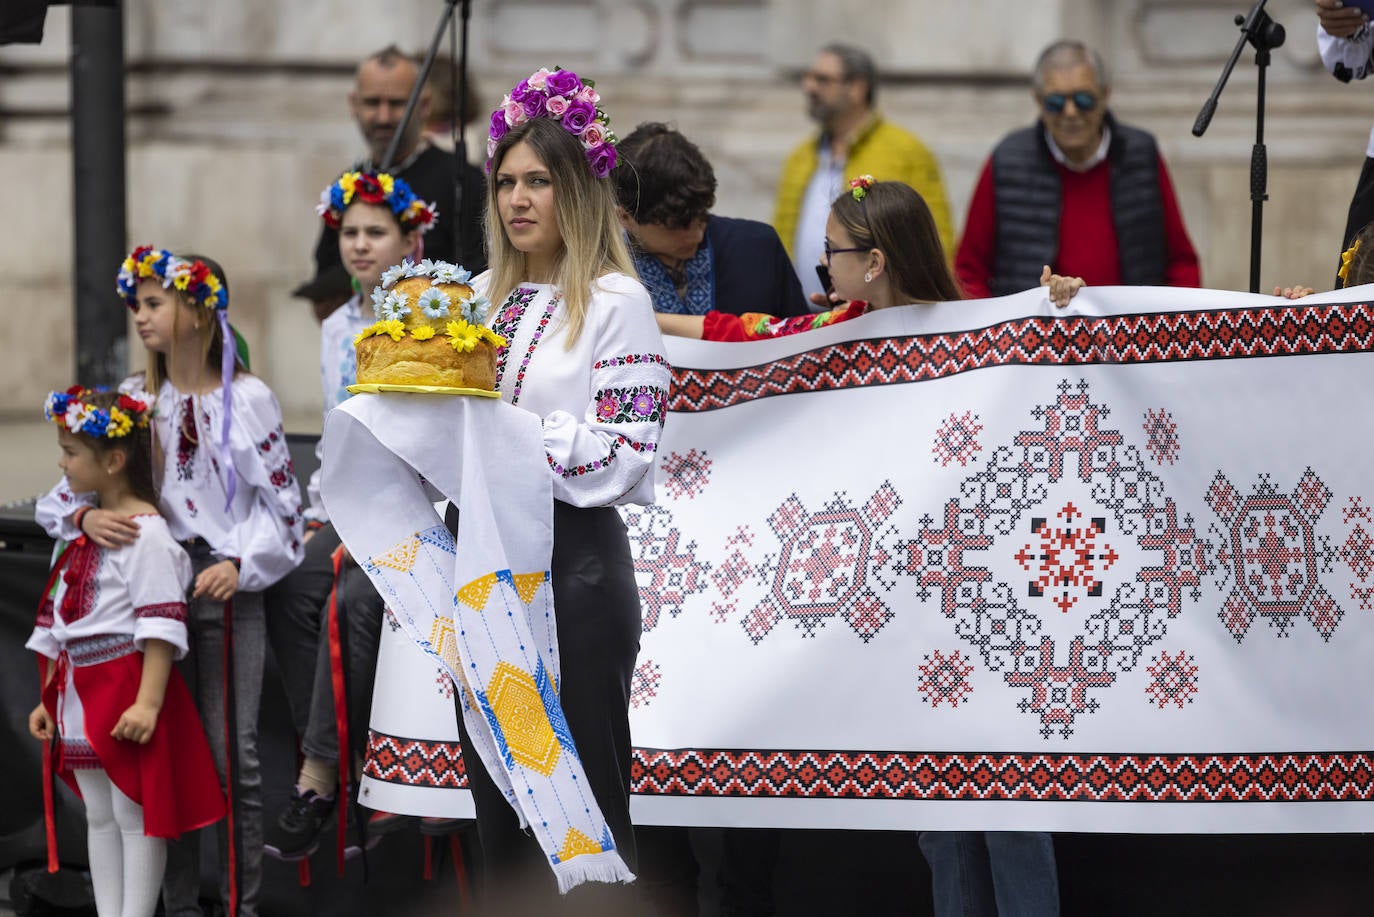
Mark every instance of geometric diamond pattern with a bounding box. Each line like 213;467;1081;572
487;661;560;777
885;380;1212;739
629;747;1374;802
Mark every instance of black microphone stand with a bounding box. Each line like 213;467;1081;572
380;0;473;265
1192;0;1286;294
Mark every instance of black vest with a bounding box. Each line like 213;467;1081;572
988;116;1167;296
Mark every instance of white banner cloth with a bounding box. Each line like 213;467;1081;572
623;285;1374;833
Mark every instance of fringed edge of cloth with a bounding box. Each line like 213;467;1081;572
552;854;635;895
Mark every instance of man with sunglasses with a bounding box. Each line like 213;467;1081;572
955;40;1200;299
774;42;954;306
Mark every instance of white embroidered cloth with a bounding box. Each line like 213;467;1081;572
321;392;634;890
622;284;1374;834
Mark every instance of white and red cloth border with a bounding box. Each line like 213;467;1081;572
623;284;1374;834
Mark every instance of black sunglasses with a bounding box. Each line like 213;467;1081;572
1041;90;1098;115
823;239;868;261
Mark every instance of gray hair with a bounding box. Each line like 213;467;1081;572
1032;40;1110;93
820;42;878;106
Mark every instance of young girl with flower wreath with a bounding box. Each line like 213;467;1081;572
448;65;670;908
263;171;442;863
28;387;226;917
34;249;305;917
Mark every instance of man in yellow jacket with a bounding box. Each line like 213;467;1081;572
774;43;954;303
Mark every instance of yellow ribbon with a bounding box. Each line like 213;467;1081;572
1339;238;1361;286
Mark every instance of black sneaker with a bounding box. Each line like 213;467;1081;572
418;815;472;836
264;788;335;861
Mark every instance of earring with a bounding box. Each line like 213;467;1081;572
864;272;874;283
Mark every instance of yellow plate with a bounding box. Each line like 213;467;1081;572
346;383;501;398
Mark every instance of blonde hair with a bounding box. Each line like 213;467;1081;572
484;117;636;348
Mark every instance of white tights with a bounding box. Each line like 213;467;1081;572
73;769;167;917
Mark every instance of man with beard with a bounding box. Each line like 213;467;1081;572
773;43;953;303
295;45;486;318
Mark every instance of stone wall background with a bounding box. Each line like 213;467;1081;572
1;0;1363;423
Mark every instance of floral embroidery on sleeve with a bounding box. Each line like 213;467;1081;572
594;386;666;424
547;436;656;479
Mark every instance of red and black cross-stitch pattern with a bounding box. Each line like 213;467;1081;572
666;301;1374;413
710;525;756;624
1145;650;1199;709
1014;502;1119;614
660;448;714;500
629;747;1374;802
630;659;662;709
435;667;455;700
1142;408;1180;466
917;650;975;708
1207;469;1342;642
875;380;1212;739
932;411;984;468
623;504;712;632
1339;496;1374;611
744;483;902;644
364;730;468;789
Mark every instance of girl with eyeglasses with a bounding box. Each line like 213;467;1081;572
656;178;1081;343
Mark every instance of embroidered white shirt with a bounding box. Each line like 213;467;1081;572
306;294;372;523
27;515;194;660
477;271;671;507
1317;23;1374;156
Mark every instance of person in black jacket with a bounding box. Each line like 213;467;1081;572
295;45;486;320
613;122;808;319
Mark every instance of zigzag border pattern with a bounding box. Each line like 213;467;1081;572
668;303;1374;413
629;748;1374;802
363;730;1374;802
364;729;469;789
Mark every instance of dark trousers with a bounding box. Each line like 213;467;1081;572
455;501;642;914
264;522;384;766
162;545;266;917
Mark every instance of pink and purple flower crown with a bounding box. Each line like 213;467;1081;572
117;246;227;311
487;67;618;179
317;171;438;234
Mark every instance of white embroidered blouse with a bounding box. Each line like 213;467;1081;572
306;294;372;524
35;374;306;593
26;514;194;660
478;271;671;507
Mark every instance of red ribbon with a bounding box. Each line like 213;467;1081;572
40;657;59;874
36;543;73;875
326;545;351;875
223;595;238;917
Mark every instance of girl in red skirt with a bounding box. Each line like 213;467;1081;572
28;386;225;917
